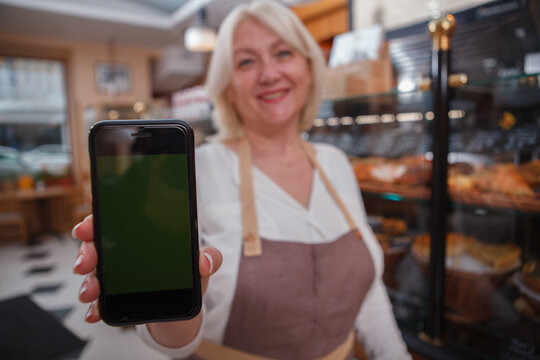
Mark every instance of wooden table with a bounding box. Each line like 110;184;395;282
0;186;79;243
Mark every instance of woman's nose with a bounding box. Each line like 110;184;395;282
258;61;280;84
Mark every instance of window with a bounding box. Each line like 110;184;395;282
0;57;71;180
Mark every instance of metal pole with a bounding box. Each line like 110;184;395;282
422;13;457;345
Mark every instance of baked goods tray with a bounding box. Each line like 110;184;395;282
451;192;540;213
357;181;430;200
358;181;540;213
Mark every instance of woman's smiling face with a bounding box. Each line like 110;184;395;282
226;17;313;135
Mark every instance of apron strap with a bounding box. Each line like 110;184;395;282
196;330;355;360
239;138;360;257
238;137;262;257
299;141;358;233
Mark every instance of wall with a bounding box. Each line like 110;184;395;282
0;33;159;183
292;0;349;42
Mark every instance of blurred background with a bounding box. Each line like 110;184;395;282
1;1;540;359
0;0;490;206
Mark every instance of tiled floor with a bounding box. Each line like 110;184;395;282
0;234;169;360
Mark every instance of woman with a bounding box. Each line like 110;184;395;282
73;1;411;359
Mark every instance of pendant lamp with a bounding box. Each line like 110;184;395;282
184;8;216;52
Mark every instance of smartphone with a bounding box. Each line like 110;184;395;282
88;119;201;325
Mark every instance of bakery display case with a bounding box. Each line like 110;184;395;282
310;0;540;358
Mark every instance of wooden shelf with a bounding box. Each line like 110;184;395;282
358;181;540;214
358;181;430;200
451;192;540;214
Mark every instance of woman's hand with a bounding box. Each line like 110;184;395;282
72;215;223;336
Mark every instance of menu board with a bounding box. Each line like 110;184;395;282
502;128;539;153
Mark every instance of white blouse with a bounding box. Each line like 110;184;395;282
137;141;411;359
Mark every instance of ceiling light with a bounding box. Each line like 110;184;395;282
280;0;317;4
184;8;216;53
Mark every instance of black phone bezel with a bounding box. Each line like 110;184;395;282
88;119;201;326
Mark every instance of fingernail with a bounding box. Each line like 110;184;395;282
72;223;81;239
85;302;95;322
73;254;83;274
79;284;88;298
204;252;214;275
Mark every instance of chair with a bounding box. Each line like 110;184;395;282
0;210;28;245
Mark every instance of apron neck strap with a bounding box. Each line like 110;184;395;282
238;137;262;257
238;138;358;257
298;141;358;232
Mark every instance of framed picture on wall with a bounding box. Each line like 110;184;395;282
95;62;132;94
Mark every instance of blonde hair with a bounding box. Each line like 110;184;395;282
205;0;326;140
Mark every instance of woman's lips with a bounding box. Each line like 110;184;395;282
258;89;288;101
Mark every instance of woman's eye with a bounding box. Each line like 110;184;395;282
237;58;254;68
277;49;292;58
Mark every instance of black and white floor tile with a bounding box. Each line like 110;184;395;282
0;234;169;360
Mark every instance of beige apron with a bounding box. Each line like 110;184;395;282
195;138;374;360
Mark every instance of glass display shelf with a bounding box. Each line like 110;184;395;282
321;87;426;103
465;72;540;87
318;71;540;113
355;183;540;216
311;71;540;216
314;68;540;360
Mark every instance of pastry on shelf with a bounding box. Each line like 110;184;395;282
369;216;410;251
467;241;522;270
448;162;480;193
518;159;540;189
352;157;387;182
369;215;408;236
381;217;408;236
448;162;475;177
448;161;537;198
448;173;478;193
412;232;473;259
413;232;521;272
474;164;535;197
393;155;432;186
413;232;521;270
352;155;431;186
369;162;408;183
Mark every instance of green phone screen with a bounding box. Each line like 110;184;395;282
96;153;193;295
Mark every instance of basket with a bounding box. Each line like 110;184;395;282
513;271;540;315
413;252;518;323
